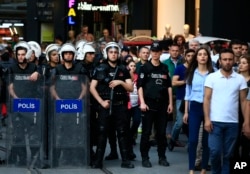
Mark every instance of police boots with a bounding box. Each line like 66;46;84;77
91;149;103;169
121;160;134;168
120;149;134;168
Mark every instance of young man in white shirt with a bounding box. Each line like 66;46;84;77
203;48;250;174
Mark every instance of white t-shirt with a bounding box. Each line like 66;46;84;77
204;70;247;123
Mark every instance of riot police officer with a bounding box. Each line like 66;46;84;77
137;41;173;168
75;42;98;165
27;41;42;65
50;43;88;167
43;44;60;82
75;43;96;79
9;41;40;98
90;42;134;169
8;41;41;166
42;43;60;166
50;43;88;99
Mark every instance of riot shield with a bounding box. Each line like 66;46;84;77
49;75;89;168
6;74;45;168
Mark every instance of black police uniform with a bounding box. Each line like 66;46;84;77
52;63;87;98
91;62;132;168
8;62;42;166
50;63;88;166
137;60;172;162
9;63;39;98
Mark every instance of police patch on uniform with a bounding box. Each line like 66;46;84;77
140;73;144;78
155;79;163;85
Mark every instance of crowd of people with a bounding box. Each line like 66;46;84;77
0;27;250;174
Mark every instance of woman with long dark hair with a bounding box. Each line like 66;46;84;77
183;47;214;174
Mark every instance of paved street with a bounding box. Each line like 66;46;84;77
0;120;212;174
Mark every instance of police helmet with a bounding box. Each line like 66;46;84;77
28;41;42;58
82;43;95;60
14;41;33;59
75;39;87;60
45;44;60;61
103;42;121;59
59;43;76;60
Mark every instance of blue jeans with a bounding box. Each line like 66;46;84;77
209;122;238;174
128;105;141;148
188;101;209;170
171;99;183;141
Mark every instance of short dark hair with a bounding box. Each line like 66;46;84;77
241;41;249;48
184;49;195;56
228;39;242;49
169;43;180;48
219;48;234;59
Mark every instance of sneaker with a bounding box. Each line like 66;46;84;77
159;158;170;167
142;158;152;168
105;152;118;160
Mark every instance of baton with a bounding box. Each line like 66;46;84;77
109;66;119;116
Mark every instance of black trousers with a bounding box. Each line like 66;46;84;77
140;101;168;159
95;104;130;162
9;113;41;167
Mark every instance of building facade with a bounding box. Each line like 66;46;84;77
0;0;249;44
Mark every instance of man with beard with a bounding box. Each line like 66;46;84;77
204;48;250;174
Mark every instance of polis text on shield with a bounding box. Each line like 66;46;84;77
18;103;35;109
60;103;78;109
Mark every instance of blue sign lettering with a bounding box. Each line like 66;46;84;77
68;16;75;25
56;99;82;113
13;98;40;112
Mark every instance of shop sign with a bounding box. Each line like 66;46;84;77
77;2;119;12
68;0;76;25
36;2;54;21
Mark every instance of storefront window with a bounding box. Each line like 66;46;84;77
0;0;26;42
